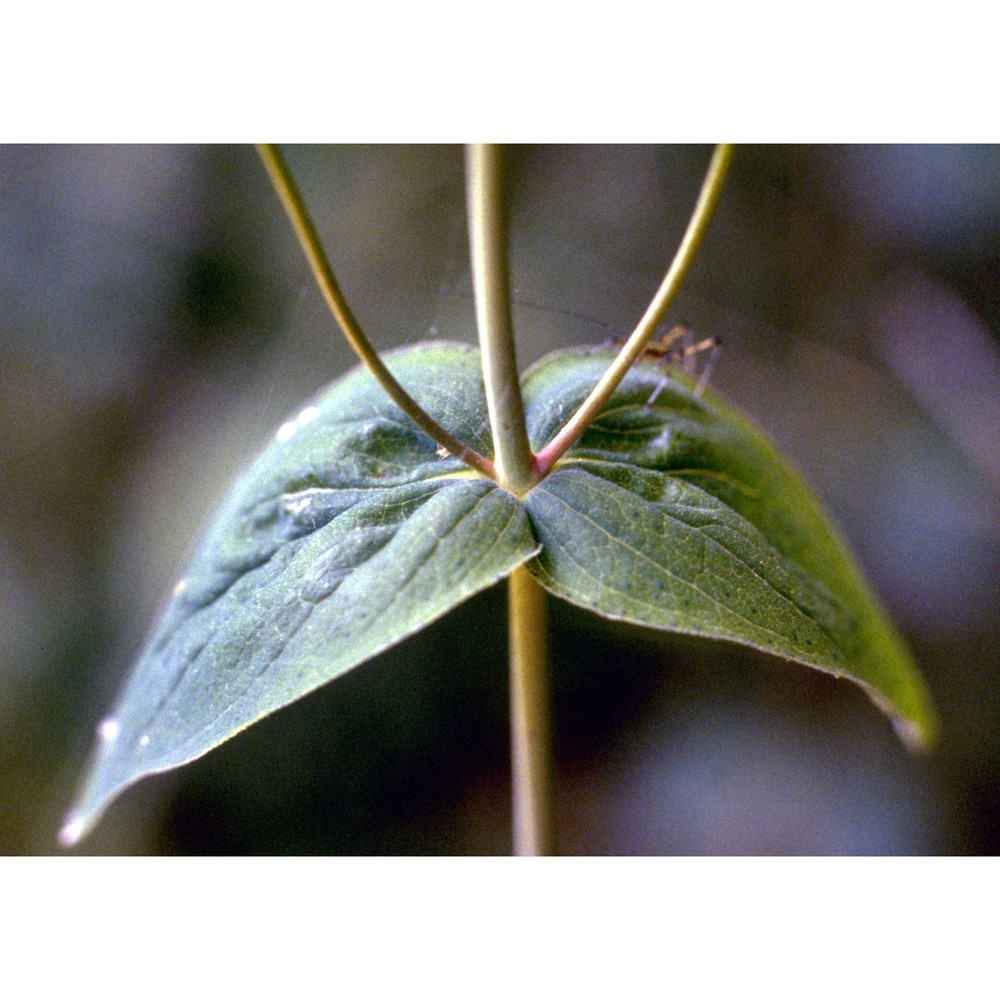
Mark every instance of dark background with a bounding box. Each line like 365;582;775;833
2;144;997;855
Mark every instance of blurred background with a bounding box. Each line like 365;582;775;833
1;144;997;855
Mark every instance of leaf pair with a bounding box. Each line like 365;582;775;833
62;341;936;843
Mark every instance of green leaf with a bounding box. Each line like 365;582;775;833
521;348;937;749
65;339;937;844
62;343;538;843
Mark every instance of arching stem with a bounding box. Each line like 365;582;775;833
257;144;496;481
534;143;735;477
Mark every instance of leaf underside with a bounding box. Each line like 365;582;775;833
64;341;936;842
63;343;538;841
520;348;936;749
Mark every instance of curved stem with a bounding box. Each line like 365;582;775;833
534;143;735;477
465;144;536;494
508;565;557;855
257;144;496;481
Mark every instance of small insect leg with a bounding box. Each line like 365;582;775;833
693;340;721;398
645;377;670;409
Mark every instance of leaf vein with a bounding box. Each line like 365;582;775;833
541;474;819;649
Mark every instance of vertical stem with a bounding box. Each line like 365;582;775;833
465;144;536;495
466;146;555;854
508;566;557;856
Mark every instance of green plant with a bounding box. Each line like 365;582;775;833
60;144;936;855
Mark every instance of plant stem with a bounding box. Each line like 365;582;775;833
508;565;557;856
257;144;496;481
534;143;735;477
464;146;556;854
465;144;536;495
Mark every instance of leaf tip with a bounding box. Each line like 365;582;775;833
58;812;87;849
892;712;937;755
862;679;938;754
